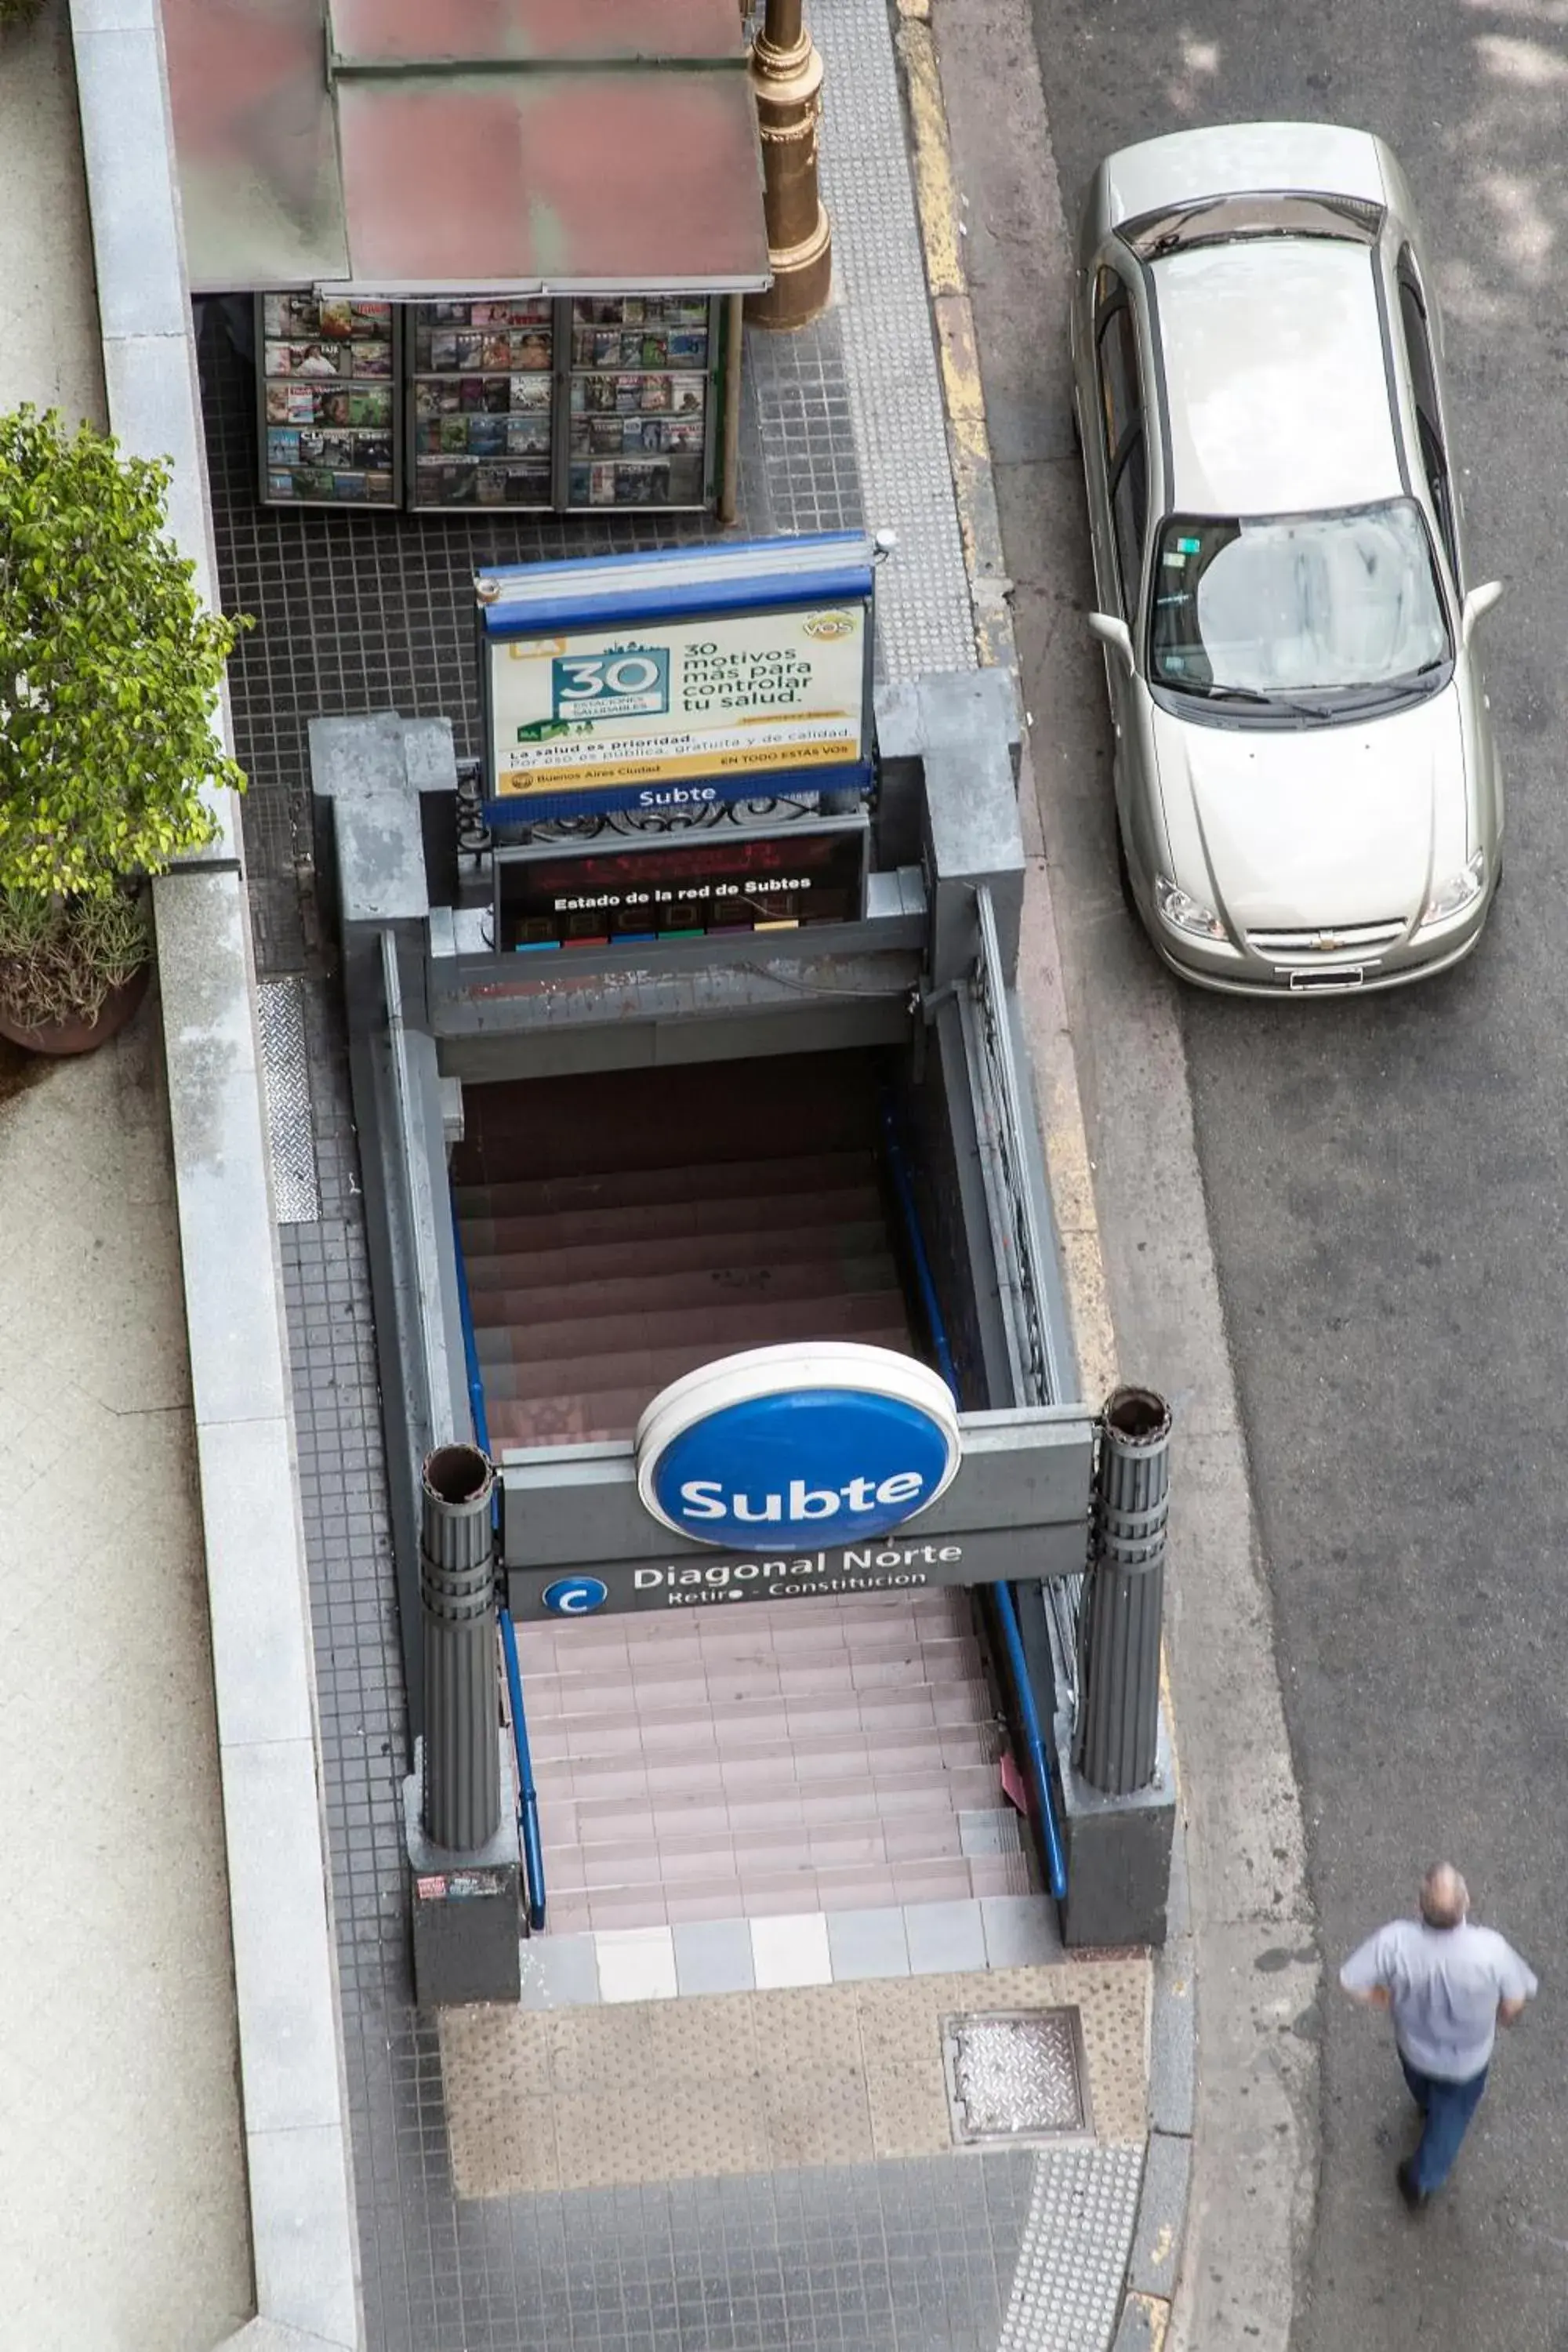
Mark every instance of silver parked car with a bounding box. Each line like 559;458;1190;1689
1071;122;1504;995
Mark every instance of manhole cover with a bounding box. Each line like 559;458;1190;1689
942;2009;1090;2144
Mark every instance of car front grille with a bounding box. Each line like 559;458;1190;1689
1245;919;1407;961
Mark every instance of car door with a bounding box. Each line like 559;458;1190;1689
1087;263;1155;850
1396;249;1463;596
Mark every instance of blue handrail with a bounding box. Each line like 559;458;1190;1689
991;1582;1068;1900
879;1091;1068;1900
880;1095;960;1398
450;1201;546;1932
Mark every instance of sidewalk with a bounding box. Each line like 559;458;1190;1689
1;0;1192;2343
199;6;1175;2351
0;27;249;2349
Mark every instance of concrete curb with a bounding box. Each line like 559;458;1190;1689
890;5;1195;2340
64;3;362;2346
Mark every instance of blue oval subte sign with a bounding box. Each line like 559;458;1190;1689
635;1344;961;1552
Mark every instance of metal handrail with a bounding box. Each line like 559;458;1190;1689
879;1093;959;1397
450;1198;546;1933
879;1089;1068;1900
380;927;455;1444
965;887;1083;1727
992;1581;1069;1900
969;884;1064;1408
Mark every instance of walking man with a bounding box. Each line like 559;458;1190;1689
1341;1863;1537;2209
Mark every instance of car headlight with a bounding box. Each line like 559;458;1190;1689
1419;848;1486;930
1155;875;1229;942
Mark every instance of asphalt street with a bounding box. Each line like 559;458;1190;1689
985;1;1568;2343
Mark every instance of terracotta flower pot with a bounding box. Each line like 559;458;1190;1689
0;959;151;1056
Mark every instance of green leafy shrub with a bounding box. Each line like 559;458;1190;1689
0;404;246;902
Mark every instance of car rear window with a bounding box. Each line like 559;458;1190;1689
1120;192;1385;260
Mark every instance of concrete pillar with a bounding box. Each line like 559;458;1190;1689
419;1443;500;1852
1077;1388;1170;1795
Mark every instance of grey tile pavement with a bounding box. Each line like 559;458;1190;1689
906;1898;990;1976
828;1907;914;1981
674;1918;758;1997
194;6;1155;2349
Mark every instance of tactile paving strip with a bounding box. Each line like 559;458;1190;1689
814;0;978;683
441;1962;1147;2199
946;2009;1088;2143
255;975;321;1221
996;2143;1145;2352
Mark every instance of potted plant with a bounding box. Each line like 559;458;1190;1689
0;405;246;1052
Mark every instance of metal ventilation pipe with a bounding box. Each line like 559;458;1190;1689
1076;1387;1171;1797
419;1443;499;1852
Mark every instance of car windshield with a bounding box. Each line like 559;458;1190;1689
1149;500;1451;706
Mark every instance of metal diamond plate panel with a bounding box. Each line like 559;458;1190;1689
946;2010;1087;2143
997;2144;1145;2352
256;977;321;1221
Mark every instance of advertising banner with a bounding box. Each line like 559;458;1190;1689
477;535;877;821
489;604;866;804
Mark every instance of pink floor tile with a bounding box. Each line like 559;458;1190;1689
739;1875;826;1918
642;1759;728;1795
966;1853;1037;1896
813;1862;898;1907
891;1859;975;1904
805;1825;887;1867
648;1798;733;1839
545;1894;594;1934
635;1711;726;1753
663;1888;750;1926
651;1842;743;1886
559;1763;652;1803
588;1890;670;1932
883;1817;963;1862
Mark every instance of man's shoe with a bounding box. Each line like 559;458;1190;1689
1396;2161;1429;2212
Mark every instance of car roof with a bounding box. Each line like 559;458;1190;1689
1152;238;1403;516
1102;122;1388;226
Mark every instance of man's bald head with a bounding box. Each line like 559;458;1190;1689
1420;1864;1470;1929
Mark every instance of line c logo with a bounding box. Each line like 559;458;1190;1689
542;1576;609;1616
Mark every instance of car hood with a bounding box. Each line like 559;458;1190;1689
1149;688;1467;931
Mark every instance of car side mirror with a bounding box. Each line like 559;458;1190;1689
1087;612;1135;673
1461;580;1504;646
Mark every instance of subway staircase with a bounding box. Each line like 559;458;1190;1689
451;1053;1033;1933
452;1054;914;1450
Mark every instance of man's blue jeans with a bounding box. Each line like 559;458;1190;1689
1399;2049;1489;2192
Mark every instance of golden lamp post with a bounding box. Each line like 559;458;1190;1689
746;0;833;328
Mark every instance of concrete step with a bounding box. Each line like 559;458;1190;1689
474;1287;912;1374
479;1305;912;1407
455;1148;876;1224
460;1217;892;1292
540;1722;1007;1798
559;1760;1005;1846
528;1679;999;1765
514;1592;972;1666
466;1253;902;1334
521;1633;986;1717
452;1054;881;1185
548;1812;974;1896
